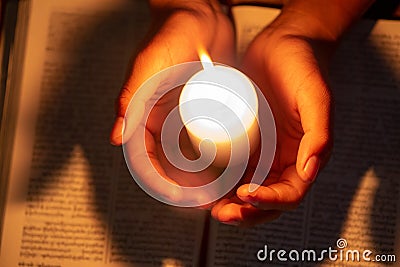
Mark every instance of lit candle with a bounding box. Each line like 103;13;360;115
179;53;259;167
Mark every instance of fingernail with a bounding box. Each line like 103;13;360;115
303;155;320;183
222;220;240;226
248;183;260;193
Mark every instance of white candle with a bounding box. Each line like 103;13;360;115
179;55;259;167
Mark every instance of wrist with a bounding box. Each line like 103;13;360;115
253;14;338;79
275;0;374;42
268;9;340;43
149;0;221;20
148;1;231;57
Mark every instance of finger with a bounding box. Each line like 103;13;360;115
237;165;311;211
295;58;333;182
110;116;125;146
211;198;232;219
211;198;281;227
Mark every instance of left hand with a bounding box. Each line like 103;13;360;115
211;11;334;227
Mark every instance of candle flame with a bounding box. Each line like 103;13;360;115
198;49;214;70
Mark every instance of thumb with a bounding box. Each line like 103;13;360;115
296;69;333;183
110;52;157;146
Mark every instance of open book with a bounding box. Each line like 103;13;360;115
0;1;399;266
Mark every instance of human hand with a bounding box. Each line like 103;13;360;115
110;2;235;204
211;9;335;227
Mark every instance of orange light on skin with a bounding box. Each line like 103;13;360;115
178;50;260;167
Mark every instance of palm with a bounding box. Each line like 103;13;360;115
243;35;310;186
145;87;222;188
211;32;332;226
115;10;236;205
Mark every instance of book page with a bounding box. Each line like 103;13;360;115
0;1;206;267
206;6;400;266
233;6;280;58
313;19;400;266
206;199;310;266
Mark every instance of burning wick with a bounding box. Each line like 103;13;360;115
179;51;259;167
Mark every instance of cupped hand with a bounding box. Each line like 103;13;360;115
110;3;235;205
211;12;334;227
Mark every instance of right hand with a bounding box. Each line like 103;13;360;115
110;2;235;204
